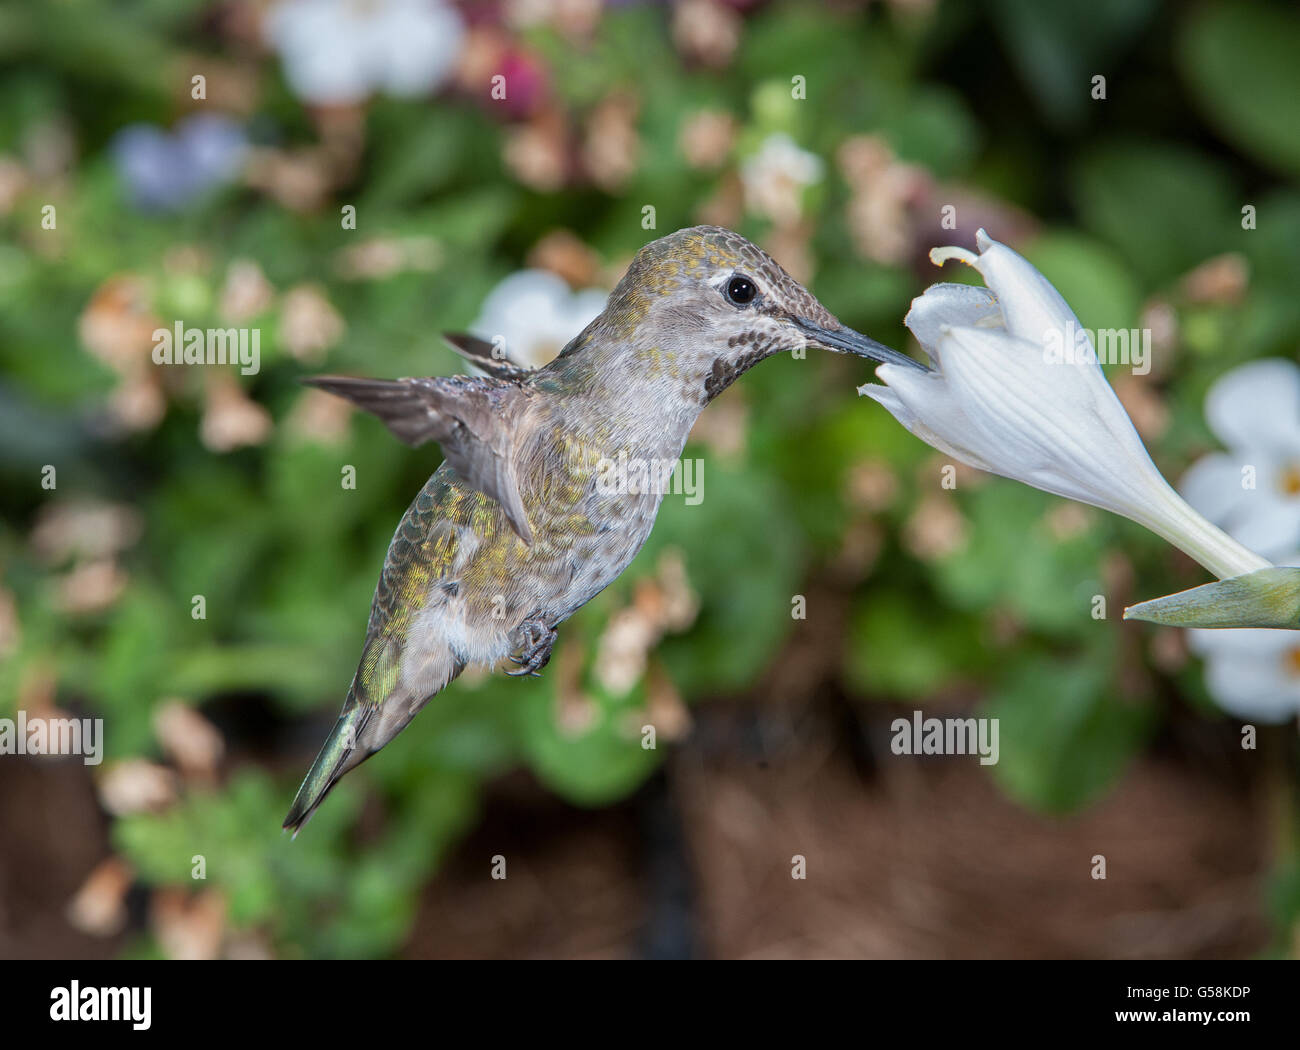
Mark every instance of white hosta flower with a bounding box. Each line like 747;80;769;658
740;133;824;226
1190;628;1300;722
470;270;607;370
859;229;1270;581
266;0;464;106
1179;359;1300;561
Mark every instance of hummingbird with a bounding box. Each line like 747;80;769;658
284;224;920;832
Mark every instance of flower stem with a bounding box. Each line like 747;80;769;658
1135;480;1272;580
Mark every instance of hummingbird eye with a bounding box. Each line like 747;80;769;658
724;275;757;306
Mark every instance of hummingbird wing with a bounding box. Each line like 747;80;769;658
441;332;535;380
304;374;536;543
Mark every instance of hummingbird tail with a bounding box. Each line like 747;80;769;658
286;636;467;834
282;699;375;836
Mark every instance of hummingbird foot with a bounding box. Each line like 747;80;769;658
506;616;557;677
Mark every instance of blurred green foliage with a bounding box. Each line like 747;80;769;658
1;0;1298;957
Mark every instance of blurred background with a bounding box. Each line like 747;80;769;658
1;0;1298;959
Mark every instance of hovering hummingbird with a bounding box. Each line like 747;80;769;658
284;225;920;832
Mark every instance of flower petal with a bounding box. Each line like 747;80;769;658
471;269;606;369
371;0;464;97
1180;451;1252;523
859;365;998;474
970;231;1081;349
1205;358;1300;455
933;324;1161;518
1183;451;1300;559
903;283;1001;361
1188;629;1300;723
1230;497;1300;561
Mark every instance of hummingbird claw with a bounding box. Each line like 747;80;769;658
506;614;557;677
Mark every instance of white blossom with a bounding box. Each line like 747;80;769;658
740;133;823;226
859;230;1270;580
470;270;606;370
1179;359;1300;561
266;0;465;106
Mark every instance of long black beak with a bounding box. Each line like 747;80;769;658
793;317;928;372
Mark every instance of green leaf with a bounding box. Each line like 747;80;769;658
1073;141;1239;285
642;462;806;693
362;106;492;209
933;484;1110;637
846;592;989;698
1125;567;1300;629
879;86;980;178
517;672;661;806
986;654;1155;812
91;587;178;756
1179;2;1300;177
1022;231;1141;334
988;0;1158;128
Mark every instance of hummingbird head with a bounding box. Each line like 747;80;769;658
573;225;924;404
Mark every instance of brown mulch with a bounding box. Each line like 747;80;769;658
403;694;1275;959
0;696;1277;960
